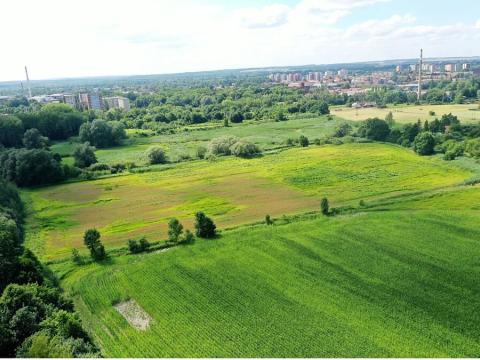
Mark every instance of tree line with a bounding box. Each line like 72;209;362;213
0;180;99;357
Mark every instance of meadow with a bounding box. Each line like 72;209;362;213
51;115;340;165
24;143;472;261
52;205;480;357
331;104;480;123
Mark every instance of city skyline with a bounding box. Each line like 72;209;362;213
1;0;479;81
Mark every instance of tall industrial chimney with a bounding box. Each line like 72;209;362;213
417;49;423;102
24;66;32;99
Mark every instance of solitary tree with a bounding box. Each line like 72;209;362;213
321;198;329;215
83;229;106;261
194;212;216;238
168;218;184;243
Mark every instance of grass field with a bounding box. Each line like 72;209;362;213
51;115;340;166
24;143;472;260
51;206;480;357
332;104;480;123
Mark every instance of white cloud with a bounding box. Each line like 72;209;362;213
0;0;477;81
234;5;290;29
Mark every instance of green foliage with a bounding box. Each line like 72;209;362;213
194;212;216;238
334;122;352;137
22;128;49;149
320;197;329;215
358;118;390;141
73;142;97;168
230;140;261;158
0;148;64;187
18;104;85;141
71;249;83;265
168;218;184;243
83;229;106;261
145;146;167;165
79;119;126;148
413;132;435;156
0;115;24;148
229;111;244;124
182;230;195;244
206;136;239;157
385;111;395;126
128;238;151;254
299;135;309;147
265;214;273;225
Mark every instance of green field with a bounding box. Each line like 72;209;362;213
332;104;480;123
51;115;340;166
51;204;480;357
24;143;471;260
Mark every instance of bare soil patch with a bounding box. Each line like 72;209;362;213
114;299;152;331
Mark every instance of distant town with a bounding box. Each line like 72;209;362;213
268;60;478;97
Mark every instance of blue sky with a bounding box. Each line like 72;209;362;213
1;0;479;81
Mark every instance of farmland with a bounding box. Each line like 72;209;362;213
23;143;471;261
331;104;480;123
52;204;480;357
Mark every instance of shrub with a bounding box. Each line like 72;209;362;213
181;230;195;244
358;118;391;141
88;163;110;172
196;146;207;159
334;123;352;138
71;249;83;265
265;215;273;225
110;163;127;174
229;111;244;123
230;140;261;158
299;135;309;147
194;212;216;238
413;132;435;156
73;142;97;168
145;146;167;165
206;136;239;156
321;198;329;215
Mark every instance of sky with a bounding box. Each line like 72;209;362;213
1;0;479;81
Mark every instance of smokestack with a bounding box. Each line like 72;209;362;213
417;49;423;102
24;66;32;99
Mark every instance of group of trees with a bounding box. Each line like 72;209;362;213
204;136;261;159
343;112;479;158
0;180;98;357
79;119;126;148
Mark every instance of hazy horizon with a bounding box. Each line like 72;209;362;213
2;0;479;82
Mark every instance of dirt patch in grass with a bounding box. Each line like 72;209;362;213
114;299;152;331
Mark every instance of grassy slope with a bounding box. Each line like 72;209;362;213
331;104;480;123
52;205;480;357
23;143;471;260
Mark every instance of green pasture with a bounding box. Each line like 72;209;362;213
52;207;480;357
332;104;480;123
